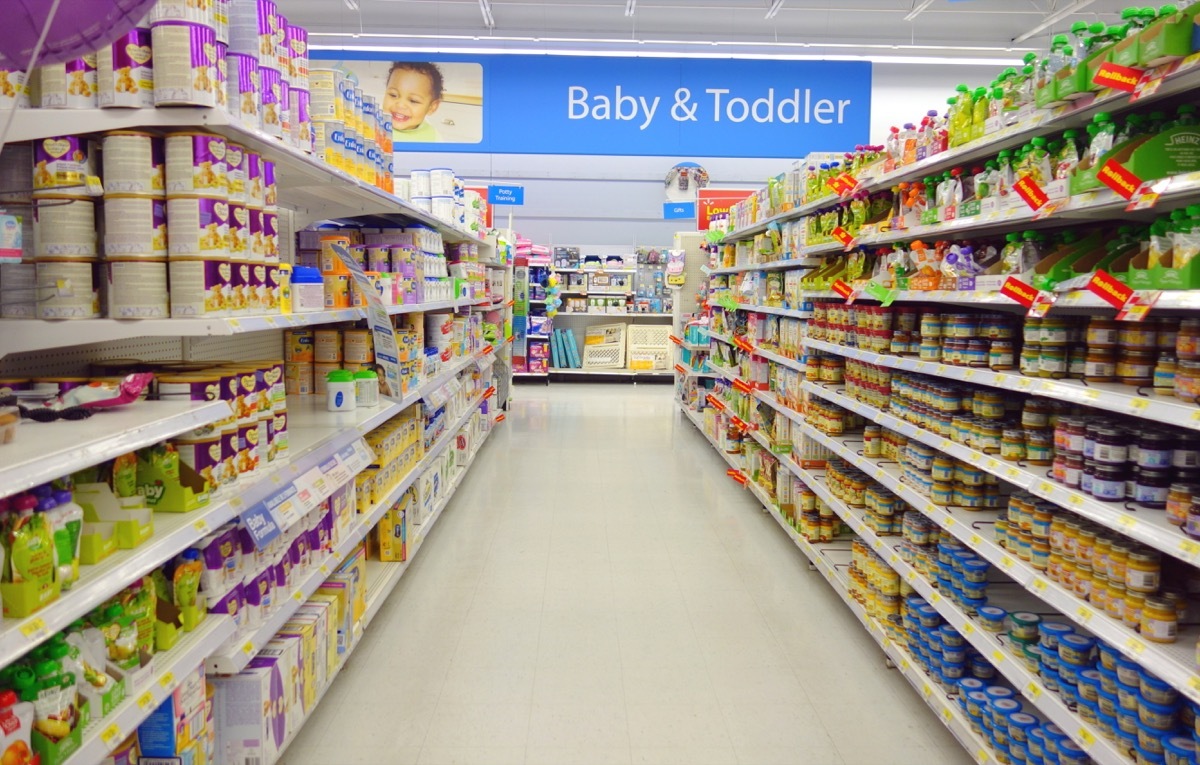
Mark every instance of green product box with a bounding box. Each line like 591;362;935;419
1139;6;1200;67
136;445;211;514
31;699;89;765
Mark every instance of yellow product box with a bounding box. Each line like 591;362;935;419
354;470;375;513
304;595;341;675
377;493;410;562
310;587;352;659
394;329;420;362
296;603;332;685
278;617;319;713
258;635;303;738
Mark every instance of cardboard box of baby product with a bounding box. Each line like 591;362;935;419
1072;126;1200;196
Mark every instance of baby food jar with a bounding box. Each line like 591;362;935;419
1085;348;1117;382
1118;349;1156;387
1154;354;1177;395
1126;550;1161;593
1088;318;1120;349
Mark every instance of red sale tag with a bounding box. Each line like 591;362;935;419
1125;177;1173;211
832;280;855;299
1093;61;1145;92
669;335;683;346
1116;291;1162;322
706;394;726;411
1028;291;1059;319
727;469;748;485
1087;269;1135;309
1013;175;1050;210
674;364;687;375
1000;276;1038;308
1131;61;1179;102
732;378;753;394
825;173;859;196
1097;159;1144;200
831;227;856;248
734;337;756;354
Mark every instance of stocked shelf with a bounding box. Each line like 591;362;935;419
0;400;231;499
548;368;672;377
0;296;493;359
709;257;824;276
66;614;236;765
677;402;992;762
805;337;1200;433
722;57;1200;245
719;303;813;320
3;108;487;240
558;312;673;318
789;453;1126;765
207;390;489;674
391;346;494;411
552;268;637;273
796;414;1200;707
803;380;1200;570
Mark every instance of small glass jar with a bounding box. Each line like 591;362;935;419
1141;596;1178;644
1088;318;1120;349
1093;428;1129;465
1119;321;1158;350
1092;464;1127;502
1085;348;1117;383
1126;550;1161;593
1117;349;1156;386
1177;317;1200;361
1154;354;1178;396
1040;346;1068;379
990;340;1016;371
1135;467;1172;509
1026;430;1054;466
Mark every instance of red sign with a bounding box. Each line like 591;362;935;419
727;469;748;485
732;378;753;394
466;186;494;229
1013;175;1050;210
1000;277;1038;308
697;188;755;231
1097;159;1144;200
1093;62;1145;92
832;280;855;300
1087;269;1135;309
826;173;859;196
831;227;856;247
674;364;688;375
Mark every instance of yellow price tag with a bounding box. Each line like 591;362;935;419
939;439;953;451
100;724;122;747
963;370;975;381
1038;481;1054;495
941;707;953;722
1076;606;1093;623
944;516;955;528
962;622;975;635
985;459;999;471
19;617;48;641
991;649;1006;664
1190;676;1200;694
1180;539;1200;558
293;590;304;602
1077;728;1096;746
969;534;982;547
228;318;242;329
1017;378;1033;390
1191;410;1200;423
137;691;154;710
1125;637;1147;656
158;671;175;689
1130;398;1149;412
922;682;933;697
905;570;917;583
929;591;942;604
192;518;209;534
1005;468;1020;481
319;564;330;575
242;641;255;655
1118;514;1136;529
1069;494;1083;507
889;553;899;564
1000;556;1015;570
977;749;990;764
1026;681;1042;699
1031;578;1047;593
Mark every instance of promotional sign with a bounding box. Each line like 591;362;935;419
333;243;404;399
697;188;754;230
1097;159;1144;200
664;202;697;220
466;186;494;228
1012;175;1049;210
1093;62;1144;92
488;185;525;205
314;52;872;158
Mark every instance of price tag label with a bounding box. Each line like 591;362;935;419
137;691;154;709
1179;539;1200;558
991;649;1006;664
1118;514;1136;529
1026;681;1043;699
905;570;917;583
1077;728;1096;747
19;617;48;642
101;724;122;747
977;749;990;764
1000;556;1015;570
922;682;933;697
1031;578;1047;593
928;590;942;604
228;318;242;330
969;534;982;547
962;622;975;635
320;564;330;575
193;518;209;534
1005;468;1021;481
1017;377;1033;390
1125;637;1147;656
944;516;956;528
1128;398;1149;412
242;641;255;655
1038;481;1054;495
1069;494;1084;507
293;590;304;602
963;370;975;381
158;671;175;689
941;707;953;722
1076;606;1094;624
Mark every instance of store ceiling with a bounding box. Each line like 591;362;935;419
293;0;1133;62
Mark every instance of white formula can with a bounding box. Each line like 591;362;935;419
309;68;337;121
0;261;37;318
97;28;154;108
226;52;260;128
101;132;164;196
37;55;98;109
0;69;30;109
228;203;248;258
33;196;97;258
169;257;229;316
151;21;218;107
259;65;282;138
165;132;228;197
410;169;431;198
33;136;92;192
167;196;229;257
103;196;168;257
150;0;215;26
104;258;169;317
37;260;100;319
226;143;247;204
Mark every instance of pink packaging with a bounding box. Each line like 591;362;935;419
207;582;244;629
248;262;265;313
229;258;251;316
173;436;223;491
227;52;260;128
34;135;90;190
279;77;292;145
290;88;311;153
150;21;217;107
265;265;280;312
248;206;264;259
219;425;239;486
98;28;154;108
259;65;282;137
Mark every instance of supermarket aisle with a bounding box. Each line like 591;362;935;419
283;385;973;765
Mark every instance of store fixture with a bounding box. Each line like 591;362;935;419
681;18;1200;765
0;2;511;760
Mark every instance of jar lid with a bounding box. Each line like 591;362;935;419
292;265;322;283
326;369;354;382
353;369;378;380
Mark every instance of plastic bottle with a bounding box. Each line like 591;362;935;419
946;97;962;147
975;161;999;200
885;127;901;165
354;369;380;408
971;88;989;142
1069;21;1090;65
325;369;356;412
1000;232;1024;273
1087;113;1117;167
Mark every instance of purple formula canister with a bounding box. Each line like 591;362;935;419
151;21;217;107
259;65;282;137
227;52;260;128
166;132;228;196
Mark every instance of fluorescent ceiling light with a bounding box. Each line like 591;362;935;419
625;0;635;17
478;0;495;27
903;0;935;22
343;0;359;9
765;0;785;20
1012;0;1095;43
310;43;1018;65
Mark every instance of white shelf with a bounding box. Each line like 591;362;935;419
806;285;1200;312
527;333;550;339
0;400;231;499
718;303;812;319
390;346;494;411
797;415;1200;707
787;455;1126;765
803;380;1200;570
66;615;236;765
806;337;1200;433
3;108;488;242
677;401;992;763
514;371;550;378
553;268;636;273
0;297;497;358
558;312;673;318
550;368;671;376
709;257;823;276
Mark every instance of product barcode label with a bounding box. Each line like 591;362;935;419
137;691;154;709
100;724;122;746
158;671;175;689
1026;681;1042;699
1125;637;1147;655
19;617;48;641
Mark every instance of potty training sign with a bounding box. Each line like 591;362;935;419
312;52;871;158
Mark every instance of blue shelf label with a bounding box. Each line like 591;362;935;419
488;185;525;205
664;202;696;219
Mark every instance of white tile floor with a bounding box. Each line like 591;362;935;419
282;384;975;765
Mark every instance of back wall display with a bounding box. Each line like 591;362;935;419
313;51;872;158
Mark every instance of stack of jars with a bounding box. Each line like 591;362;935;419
849;538;902;624
803;398;862;436
899;434;1003;509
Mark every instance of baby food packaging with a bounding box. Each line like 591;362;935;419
97;27;154;108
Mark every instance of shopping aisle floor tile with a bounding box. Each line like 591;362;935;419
280;385;976;765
